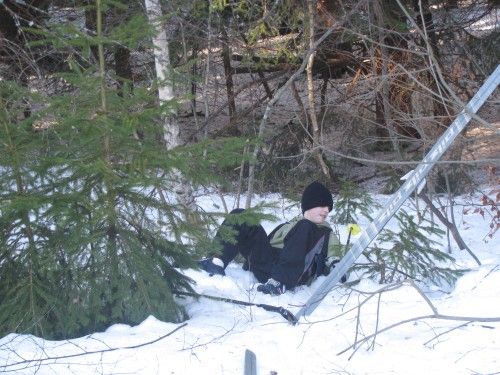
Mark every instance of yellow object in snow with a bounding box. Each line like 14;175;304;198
347;223;361;235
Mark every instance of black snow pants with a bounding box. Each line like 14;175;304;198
216;209;330;289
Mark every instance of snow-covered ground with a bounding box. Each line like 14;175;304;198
1;189;499;375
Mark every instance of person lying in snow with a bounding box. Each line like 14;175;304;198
199;181;344;295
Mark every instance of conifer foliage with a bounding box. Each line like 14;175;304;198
333;183;463;287
361;211;464;286
333;180;378;225
0;1;246;339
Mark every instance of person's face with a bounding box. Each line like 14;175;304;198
303;206;330;224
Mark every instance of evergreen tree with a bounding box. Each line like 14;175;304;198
0;0;247;339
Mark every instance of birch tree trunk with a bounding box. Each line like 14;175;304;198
306;0;330;178
144;0;178;147
144;0;197;215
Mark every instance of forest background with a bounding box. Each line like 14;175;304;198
0;0;498;340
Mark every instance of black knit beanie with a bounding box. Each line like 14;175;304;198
301;181;333;214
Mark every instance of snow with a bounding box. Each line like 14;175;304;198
1;190;499;375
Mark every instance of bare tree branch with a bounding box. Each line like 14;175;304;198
418;192;481;265
245;0;369;207
337;281;500;357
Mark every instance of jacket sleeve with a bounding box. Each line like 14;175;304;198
268;221;294;249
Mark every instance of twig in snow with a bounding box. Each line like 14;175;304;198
338;281;500;357
0;323;187;372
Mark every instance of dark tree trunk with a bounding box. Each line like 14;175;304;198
115;46;133;97
220;25;236;121
84;0;100;62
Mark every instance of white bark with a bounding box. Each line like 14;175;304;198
306;0;330;178
144;0;196;214
144;0;179;149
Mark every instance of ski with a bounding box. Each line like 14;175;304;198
173;290;298;324
244;349;257;375
293;64;500;322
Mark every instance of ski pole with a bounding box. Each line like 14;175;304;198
173;290;298;324
345;225;353;247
